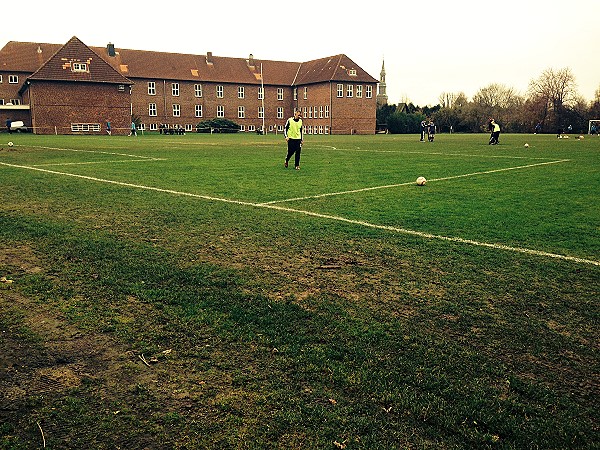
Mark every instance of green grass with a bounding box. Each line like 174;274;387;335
0;132;598;449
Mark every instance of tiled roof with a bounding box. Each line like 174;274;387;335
296;54;378;85
28;37;132;84
0;38;377;86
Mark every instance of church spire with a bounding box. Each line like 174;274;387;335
376;57;388;106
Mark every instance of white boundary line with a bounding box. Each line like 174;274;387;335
310;145;552;160
9;145;165;167
260;159;571;205
1;161;598;267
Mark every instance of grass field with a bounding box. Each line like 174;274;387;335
0;132;598;449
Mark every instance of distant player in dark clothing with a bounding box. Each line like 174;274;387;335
420;119;427;141
427;120;436;142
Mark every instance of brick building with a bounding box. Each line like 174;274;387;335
0;37;378;135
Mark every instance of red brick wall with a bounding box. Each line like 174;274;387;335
131;78;297;132
28;80;131;135
297;82;377;135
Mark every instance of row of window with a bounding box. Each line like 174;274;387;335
0;99;21;105
140;123;330;135
2;75;374;100
0;75;19;84
148;104;333;119
71;123;101;132
146;82;373;100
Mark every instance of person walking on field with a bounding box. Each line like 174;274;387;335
489;119;500;145
284;109;303;170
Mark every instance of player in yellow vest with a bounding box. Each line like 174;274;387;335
284;109;303;170
489;119;500;145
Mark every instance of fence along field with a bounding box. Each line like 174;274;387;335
0;132;598;448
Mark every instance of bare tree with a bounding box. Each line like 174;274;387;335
472;83;524;130
527;68;579;130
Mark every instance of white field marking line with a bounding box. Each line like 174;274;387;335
29;145;159;160
311;145;552;160
1;160;598;267
19;145;165;167
32;159;166;167
259;159;571;205
344;148;553;160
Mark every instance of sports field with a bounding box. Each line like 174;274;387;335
1;132;598;448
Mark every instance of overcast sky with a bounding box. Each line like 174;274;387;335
2;0;598;106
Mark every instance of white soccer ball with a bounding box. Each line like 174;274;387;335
524;143;529;148
7;142;13;147
416;176;427;186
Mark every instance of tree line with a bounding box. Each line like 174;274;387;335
378;68;600;134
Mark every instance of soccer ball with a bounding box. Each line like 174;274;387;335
524;143;529;148
7;142;13;147
416;176;427;186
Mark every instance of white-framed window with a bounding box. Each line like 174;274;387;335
238;86;245;99
10;99;21;105
319;106;323;118
324;126;329;134
366;85;373;98
356;85;363;98
303;106;307;118
337;83;343;97
303;87;308;99
71;123;101;132
173;104;181;117
319;125;324;134
0;75;3;83
325;105;329;118
258;87;264;100
249;125;256;132
9;75;18;84
306;125;312;134
194;84;202;97
172;83;179;96
308;107;312;119
238;106;245;118
348;69;357;76
258;106;264;119
313;106;318;118
185;124;193;132
277;107;284;119
72;62;88;72
149;123;158;131
293;88;297;100
195;104;203;118
277;88;283;101
277;125;284;133
148;81;156;95
0;100;4;105
347;85;354;97
216;85;224;98
239;125;245;132
149;103;157;116
217;105;224;117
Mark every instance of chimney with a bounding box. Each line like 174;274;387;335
206;51;213;65
248;53;255;68
107;43;116;57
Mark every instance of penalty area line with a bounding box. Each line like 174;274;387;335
0;161;597;267
259;159;571;205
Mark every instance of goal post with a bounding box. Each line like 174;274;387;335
589;119;600;135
